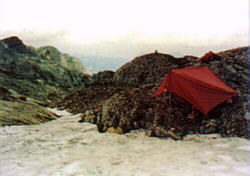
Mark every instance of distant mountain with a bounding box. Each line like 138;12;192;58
79;56;130;73
0;36;90;103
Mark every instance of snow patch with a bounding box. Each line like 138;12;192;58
213;143;230;148
47;108;72;116
213;173;233;176
233;166;250;174
237;145;250;151
207;165;228;170
0;110;249;176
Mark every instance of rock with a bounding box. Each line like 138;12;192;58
0;100;58;126
0;85;57;126
0;86;11;96
107;127;123;134
99;86;155;133
17;96;27;101
183;134;221;141
92;70;115;81
56;80;133;114
0;86;18;101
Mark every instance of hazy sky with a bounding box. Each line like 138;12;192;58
0;0;249;59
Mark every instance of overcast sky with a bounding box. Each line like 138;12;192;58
0;0;248;59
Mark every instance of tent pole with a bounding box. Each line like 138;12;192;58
169;92;171;109
192;106;194;117
153;111;156;125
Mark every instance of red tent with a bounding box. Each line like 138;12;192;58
200;51;216;60
153;66;238;115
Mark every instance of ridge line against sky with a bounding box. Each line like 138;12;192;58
0;0;249;59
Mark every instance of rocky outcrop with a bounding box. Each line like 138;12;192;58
37;46;86;73
57;47;248;139
0;36;31;54
0;86;58;126
57;80;133;114
0;100;58;126
92;70;115;82
114;52;197;87
0;36;90;103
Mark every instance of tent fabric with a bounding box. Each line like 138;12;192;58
153;66;238;115
200;51;216;61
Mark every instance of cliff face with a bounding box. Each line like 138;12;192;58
0;36;90;103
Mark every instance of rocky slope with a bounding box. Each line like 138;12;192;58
0;36;90;126
114;52;198;87
0;36;90;103
56;47;248;139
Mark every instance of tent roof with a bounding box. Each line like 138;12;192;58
171;66;236;93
